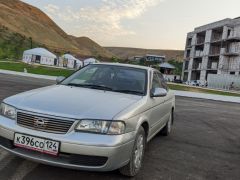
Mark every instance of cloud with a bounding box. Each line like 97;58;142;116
44;4;59;14
44;0;163;40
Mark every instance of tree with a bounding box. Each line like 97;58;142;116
111;56;119;62
168;59;183;75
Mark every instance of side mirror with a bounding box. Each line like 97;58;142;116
56;76;65;84
151;88;167;97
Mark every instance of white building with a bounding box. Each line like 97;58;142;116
22;48;57;66
83;58;99;66
60;54;83;69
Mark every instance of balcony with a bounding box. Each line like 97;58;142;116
192;63;202;70
222;48;240;57
211;35;222;43
195;40;205;46
211;28;223;43
196;31;206;45
207;62;218;70
223;51;239;56
209;46;221;57
224;36;240;42
186;44;192;48
194;50;203;58
220;66;240;71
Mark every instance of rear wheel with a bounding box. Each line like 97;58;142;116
119;126;146;177
161;110;173;136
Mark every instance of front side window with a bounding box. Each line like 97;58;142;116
61;64;147;96
152;72;168;90
152;72;162;89
158;73;168;90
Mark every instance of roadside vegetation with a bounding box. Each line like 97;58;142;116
168;59;183;75
0;26;41;60
168;83;240;97
0;61;74;77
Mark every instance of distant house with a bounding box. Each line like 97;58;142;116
60;54;83;69
144;54;166;63
83;58;99;66
158;62;175;74
129;54;176;75
22;48;57;66
130;54;166;64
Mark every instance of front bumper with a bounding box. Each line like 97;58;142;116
0;115;136;171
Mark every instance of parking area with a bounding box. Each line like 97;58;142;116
0;74;240;180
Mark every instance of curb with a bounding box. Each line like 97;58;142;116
172;90;240;104
0;69;56;80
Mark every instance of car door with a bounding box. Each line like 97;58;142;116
158;73;172;120
148;71;169;136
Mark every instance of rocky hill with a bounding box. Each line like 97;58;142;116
0;0;113;59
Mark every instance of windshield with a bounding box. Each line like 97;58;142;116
61;64;147;96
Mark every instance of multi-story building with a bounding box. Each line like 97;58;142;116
182;17;240;83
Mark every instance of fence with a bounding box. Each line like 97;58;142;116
207;74;240;91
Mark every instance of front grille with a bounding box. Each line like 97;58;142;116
17;112;74;134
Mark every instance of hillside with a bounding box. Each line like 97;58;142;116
69;36;113;58
0;0;113;59
106;47;184;62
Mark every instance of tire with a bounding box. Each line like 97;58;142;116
161;110;173;136
119;126;146;177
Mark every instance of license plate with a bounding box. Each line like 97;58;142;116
14;133;60;156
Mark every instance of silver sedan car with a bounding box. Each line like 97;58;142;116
0;63;175;176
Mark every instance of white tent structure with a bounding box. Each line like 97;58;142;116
83;58;99;66
22;48;57;66
61;54;83;69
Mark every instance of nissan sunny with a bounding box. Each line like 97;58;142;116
0;63;175;176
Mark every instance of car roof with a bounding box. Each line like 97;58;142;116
92;62;155;71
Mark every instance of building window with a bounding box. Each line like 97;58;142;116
230;72;235;75
187;38;192;47
184;61;189;70
227;29;231;38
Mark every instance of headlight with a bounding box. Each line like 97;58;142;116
0;103;16;120
75;120;125;135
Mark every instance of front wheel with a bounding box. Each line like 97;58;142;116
119;126;146;177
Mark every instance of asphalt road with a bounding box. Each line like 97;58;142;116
0;73;240;180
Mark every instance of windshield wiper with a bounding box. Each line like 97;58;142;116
114;89;144;95
67;83;113;91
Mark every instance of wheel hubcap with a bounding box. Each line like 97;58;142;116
134;135;144;169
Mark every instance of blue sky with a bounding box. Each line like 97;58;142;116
22;0;240;50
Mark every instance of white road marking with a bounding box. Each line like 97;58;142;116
8;160;38;180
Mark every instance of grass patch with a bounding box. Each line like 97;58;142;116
168;83;240;97
0;61;74;77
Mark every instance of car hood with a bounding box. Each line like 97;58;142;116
4;85;142;120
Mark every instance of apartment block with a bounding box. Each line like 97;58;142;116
182;17;240;83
